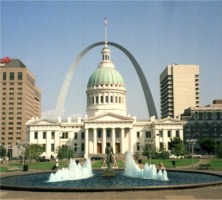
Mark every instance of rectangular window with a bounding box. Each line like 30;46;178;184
81;132;84;139
106;96;108;103
74;143;78;151
115;129;120;138
10;72;14;80
43;132;46;139
159;130;163;137
106;129;111;138
51;132;55;139
81;143;84;151
97;129;102;138
51;144;55;152
100;96;103;103
3;72;6;80
18;72;23;80
110;96;113;103
146;131;151;138
34;132;38;139
74;132;78;139
176;130;179;137
137;132;140;138
61;132;68;139
96;96;98;103
137;142;140;151
168;131;171;137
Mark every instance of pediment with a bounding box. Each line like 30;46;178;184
85;113;133;122
155;117;184;125
26;118;59;126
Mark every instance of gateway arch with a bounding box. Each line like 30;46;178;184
55;42;158;118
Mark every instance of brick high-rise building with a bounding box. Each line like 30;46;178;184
0;57;41;156
160;64;200;119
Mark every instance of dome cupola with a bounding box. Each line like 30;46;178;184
86;43;127;117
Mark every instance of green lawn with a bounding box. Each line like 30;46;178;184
142;158;200;168
208;158;222;170
1;158;222;172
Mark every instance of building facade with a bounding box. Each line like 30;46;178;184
26;43;184;159
0;58;41;156
181;100;222;153
160;64;200;119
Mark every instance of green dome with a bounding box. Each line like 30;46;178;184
87;67;124;87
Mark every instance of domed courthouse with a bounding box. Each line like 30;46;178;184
27;42;184;159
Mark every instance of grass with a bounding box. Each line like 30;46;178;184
208;158;222;170
142;158;200;168
1;158;222;172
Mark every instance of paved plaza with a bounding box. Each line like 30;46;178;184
1;184;222;200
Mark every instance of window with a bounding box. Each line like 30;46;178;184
146;131;151;138
97;129;102;138
106;129;111;138
159;130;163;137
137;132;140;138
81;132;84;139
106;96;108;103
176;130;179;137
137;142;140;151
168;131;171;137
51;132;55;139
43;132;46;139
81;143;84;151
18;72;23;80
51;144;55;152
3;72;6;80
61;132;68;139
115;129;120;138
9;72;14;80
74;132;78;139
100;96;103;103
74;143;78;151
34;132;38;139
96;96;98;104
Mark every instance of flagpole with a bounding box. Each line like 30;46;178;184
104;18;107;44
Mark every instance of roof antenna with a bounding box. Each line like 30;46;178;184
104;17;108;45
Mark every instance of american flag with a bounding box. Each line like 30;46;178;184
104;17;108;26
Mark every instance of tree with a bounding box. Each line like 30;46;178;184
25;144;45;162
57;145;75;160
142;144;155;158
198;137;215;156
0;146;6;158
168;137;186;156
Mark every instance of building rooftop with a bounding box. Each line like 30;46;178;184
0;58;26;68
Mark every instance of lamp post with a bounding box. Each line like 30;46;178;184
17;141;28;171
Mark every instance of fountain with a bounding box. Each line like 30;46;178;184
48;158;93;182
124;152;168;181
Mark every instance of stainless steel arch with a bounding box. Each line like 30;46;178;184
55;42;158;118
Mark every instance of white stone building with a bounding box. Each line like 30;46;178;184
26;42;184;159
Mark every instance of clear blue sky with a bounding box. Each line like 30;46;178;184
1;1;222;119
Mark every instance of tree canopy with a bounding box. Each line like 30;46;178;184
168;137;186;156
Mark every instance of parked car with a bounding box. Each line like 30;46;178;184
191;154;202;158
170;154;184;159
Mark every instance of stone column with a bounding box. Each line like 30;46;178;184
120;128;124;154
102;128;106;154
111;128;115;154
84;129;89;158
93;128;97;154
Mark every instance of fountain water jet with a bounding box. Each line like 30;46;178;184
124;152;168;181
48;158;93;182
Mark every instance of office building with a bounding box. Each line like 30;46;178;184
0;57;41;156
160;64;200;119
